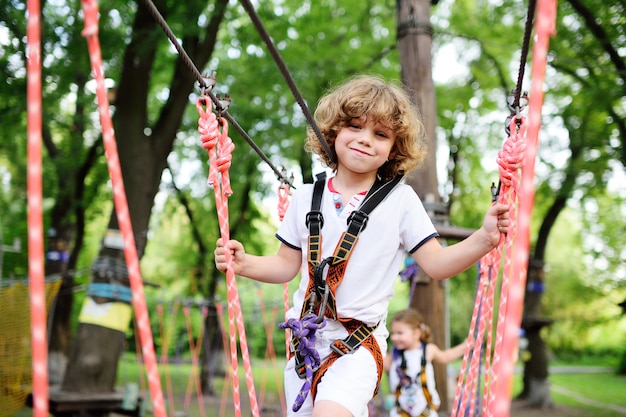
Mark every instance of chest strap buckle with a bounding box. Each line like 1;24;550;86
330;321;379;356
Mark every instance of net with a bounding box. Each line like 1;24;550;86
0;278;61;416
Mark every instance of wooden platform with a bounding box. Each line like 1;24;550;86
27;385;143;417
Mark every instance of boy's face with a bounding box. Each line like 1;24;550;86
334;115;395;177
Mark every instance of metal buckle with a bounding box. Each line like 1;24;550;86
347;210;368;233
306;210;324;228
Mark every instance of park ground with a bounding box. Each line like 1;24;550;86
13;366;626;417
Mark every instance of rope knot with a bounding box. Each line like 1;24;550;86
196;98;220;153
496;116;528;186
277;180;293;221
279;313;326;411
216;118;234;196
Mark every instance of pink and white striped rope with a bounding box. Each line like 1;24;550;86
486;117;525;417
491;1;558;415
80;1;167;416
26;1;49;416
198;97;260;417
452;1;557;414
277;181;293;359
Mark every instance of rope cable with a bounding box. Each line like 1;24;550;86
26;0;50;415
237;0;335;164
512;0;538;110
80;1;168;416
140;0;292;187
450;1;557;416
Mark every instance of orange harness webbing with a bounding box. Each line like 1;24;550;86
292;173;402;404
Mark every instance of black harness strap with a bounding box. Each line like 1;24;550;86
291;173;402;399
301;174;403;322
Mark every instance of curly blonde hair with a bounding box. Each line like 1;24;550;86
305;74;427;181
391;308;433;343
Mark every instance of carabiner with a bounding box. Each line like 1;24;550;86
314;283;330;324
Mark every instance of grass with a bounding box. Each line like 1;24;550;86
549;372;626;406
10;357;626;417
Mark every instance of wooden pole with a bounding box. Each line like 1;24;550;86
396;0;450;411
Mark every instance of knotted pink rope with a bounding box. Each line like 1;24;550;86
491;1;557;415
198;97;260;417
277;181;292;221
276;179;293;358
452;2;557;416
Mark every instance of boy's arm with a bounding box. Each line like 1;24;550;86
215;238;302;284
412;203;509;280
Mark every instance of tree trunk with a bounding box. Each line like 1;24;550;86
517;260;553;408
397;0;449;410
46;228;74;385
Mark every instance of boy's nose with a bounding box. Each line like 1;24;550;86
358;131;374;144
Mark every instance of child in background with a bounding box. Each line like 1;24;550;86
215;74;508;417
385;308;467;417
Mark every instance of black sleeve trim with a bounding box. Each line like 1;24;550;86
408;233;439;254
276;234;301;251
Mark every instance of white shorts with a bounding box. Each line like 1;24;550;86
284;320;388;417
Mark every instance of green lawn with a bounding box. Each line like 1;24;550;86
10;360;626;417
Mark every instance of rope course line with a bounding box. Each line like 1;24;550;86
79;1;167;416
511;0;538;110
237;0;335;164
197;96;260;417
450;1;558;417
26;0;49;415
140;0;323;188
182;305;208;417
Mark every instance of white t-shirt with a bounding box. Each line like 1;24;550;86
388;345;441;417
276;175;438;330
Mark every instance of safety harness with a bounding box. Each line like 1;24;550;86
394;342;438;417
283;172;402;410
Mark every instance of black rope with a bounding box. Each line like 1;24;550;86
238;0;335;164
140;0;293;187
512;0;538;110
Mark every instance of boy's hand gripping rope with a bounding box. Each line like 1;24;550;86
279;313;326;411
197;96;261;417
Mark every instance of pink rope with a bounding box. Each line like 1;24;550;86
452;2;557;415
277;181;292;221
492;1;557;416
156;303;177;417
216;303;233;417
80;1;167;416
182;306;207;417
485;117;525;416
277;181;293;360
198;97;260;417
26;1;49;415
